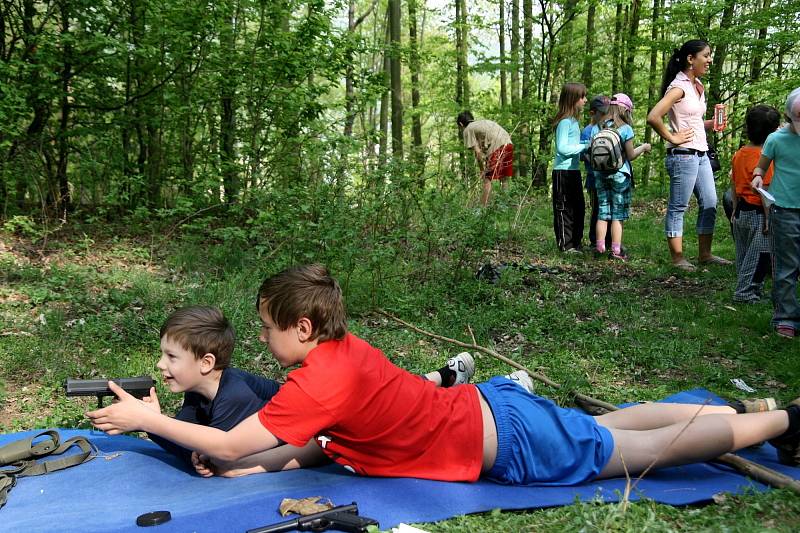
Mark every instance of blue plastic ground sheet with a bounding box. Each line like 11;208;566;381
2;389;799;532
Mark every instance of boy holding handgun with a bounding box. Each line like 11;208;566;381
141;305;476;470
90;264;800;484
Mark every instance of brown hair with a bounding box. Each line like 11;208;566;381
160;306;236;369
553;82;587;127
256;264;347;343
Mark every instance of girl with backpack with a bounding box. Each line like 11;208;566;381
552;82;589;252
647;39;731;271
589;94;651;260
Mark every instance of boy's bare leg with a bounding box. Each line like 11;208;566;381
596;402;735;430
597;410;789;479
481;177;493;206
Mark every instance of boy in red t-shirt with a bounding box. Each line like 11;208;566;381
89;264;800;483
730;105;781;303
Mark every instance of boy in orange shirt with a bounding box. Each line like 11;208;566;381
89;265;800;483
731;105;780;302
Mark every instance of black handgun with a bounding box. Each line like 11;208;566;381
65;376;154;407
246;503;379;533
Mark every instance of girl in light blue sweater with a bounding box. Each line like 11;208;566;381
552;82;589;252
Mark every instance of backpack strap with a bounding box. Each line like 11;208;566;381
0;430;61;465
0;430;96;510
13;435;95;477
0;473;17;508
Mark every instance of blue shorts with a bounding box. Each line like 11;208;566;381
477;377;614;486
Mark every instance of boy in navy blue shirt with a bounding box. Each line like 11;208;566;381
145;306;475;465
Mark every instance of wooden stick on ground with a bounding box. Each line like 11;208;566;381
376;309;800;495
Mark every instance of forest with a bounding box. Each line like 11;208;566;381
1;0;798;216
2;0;800;531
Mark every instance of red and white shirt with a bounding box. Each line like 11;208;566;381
259;333;483;481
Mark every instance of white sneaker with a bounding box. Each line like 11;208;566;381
447;352;475;385
504;370;534;394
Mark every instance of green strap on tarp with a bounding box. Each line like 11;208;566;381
0;430;95;509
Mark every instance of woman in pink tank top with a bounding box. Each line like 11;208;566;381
647;40;731;271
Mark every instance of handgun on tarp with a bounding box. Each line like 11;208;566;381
246;502;379;533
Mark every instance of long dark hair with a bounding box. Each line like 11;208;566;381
659;40;710;96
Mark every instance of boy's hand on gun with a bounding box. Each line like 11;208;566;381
86;381;152;434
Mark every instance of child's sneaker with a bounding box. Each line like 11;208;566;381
769;431;800;466
610;251;627;261
735;398;778;413
504;370;535;394
776;325;796;338
446;352;475;385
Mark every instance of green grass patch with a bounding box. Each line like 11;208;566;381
1;185;799;530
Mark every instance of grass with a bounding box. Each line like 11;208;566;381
1;183;799;531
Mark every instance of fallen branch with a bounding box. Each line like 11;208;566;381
376;309;800;495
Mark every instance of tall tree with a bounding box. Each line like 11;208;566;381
499;0;508;109
388;0;403;157
621;0;641;96
582;1;596;88
455;0;470;108
642;0;662;186
612;1;623;93
408;0;424;170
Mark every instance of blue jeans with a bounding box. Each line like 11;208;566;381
770;206;800;330
664;153;717;238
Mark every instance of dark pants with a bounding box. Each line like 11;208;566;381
553;170;585;251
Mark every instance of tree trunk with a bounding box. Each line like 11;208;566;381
708;0;735;107
56;1;72;212
612;1;623;93
642;0;661;186
455;0;469;108
389;0;403;158
379;8;390;165
408;0;424;181
582;2;596;88
520;0;532;183
219;1;238;200
499;0;507;109
344;0;356;137
510;0;520;109
621;0;641;96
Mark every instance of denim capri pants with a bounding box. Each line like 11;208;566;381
477;377;614;486
665;152;717;238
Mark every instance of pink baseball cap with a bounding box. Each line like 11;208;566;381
787;87;800;132
611;93;634;111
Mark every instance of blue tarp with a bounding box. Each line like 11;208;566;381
1;388;798;532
